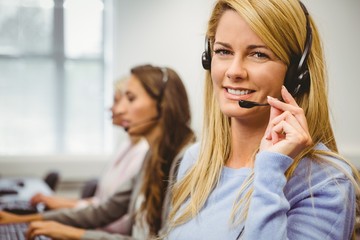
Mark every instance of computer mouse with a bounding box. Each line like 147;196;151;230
0;188;18;196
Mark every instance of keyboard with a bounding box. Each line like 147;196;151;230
0;222;51;240
0;201;45;215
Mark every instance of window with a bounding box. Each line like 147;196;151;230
0;0;112;154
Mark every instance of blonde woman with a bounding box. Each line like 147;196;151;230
167;1;359;239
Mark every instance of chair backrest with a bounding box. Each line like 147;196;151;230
43;171;60;191
81;178;98;198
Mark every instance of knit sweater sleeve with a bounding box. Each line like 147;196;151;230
243;151;355;240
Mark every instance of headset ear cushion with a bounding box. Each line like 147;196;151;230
202;51;211;70
284;60;299;95
284;63;311;96
201;37;212;70
296;69;310;96
284;55;311;96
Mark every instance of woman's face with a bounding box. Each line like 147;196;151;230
211;10;287;120
119;75;158;136
111;91;124;127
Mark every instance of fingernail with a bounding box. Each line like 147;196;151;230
282;85;288;91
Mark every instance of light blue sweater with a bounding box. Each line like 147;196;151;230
168;143;355;240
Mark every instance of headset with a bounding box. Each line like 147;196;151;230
201;38;212;70
201;1;313;97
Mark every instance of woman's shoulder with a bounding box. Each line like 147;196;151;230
298;143;352;178
286;143;354;199
181;142;200;165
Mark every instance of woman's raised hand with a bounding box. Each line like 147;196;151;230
260;86;312;158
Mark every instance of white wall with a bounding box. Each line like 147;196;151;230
113;0;360;167
302;0;360;167
112;0;215;138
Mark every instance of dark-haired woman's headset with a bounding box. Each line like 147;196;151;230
201;2;312;97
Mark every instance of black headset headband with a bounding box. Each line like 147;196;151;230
201;1;312;96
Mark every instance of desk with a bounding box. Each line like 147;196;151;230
0;177;52;203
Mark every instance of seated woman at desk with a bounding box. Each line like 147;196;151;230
29;77;149;234
0;64;196;240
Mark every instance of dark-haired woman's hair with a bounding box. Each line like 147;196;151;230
130;64;195;236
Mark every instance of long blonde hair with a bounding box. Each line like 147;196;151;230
169;0;359;234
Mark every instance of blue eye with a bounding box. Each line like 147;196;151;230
252;51;269;59
214;49;232;56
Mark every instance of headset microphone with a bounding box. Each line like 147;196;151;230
238;100;269;108
124;116;159;132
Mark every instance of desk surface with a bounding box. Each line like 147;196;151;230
0;177;52;202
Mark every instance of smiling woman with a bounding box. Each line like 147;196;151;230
166;1;360;240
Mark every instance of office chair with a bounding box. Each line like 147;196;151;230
80;178;98;198
43;171;60;191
